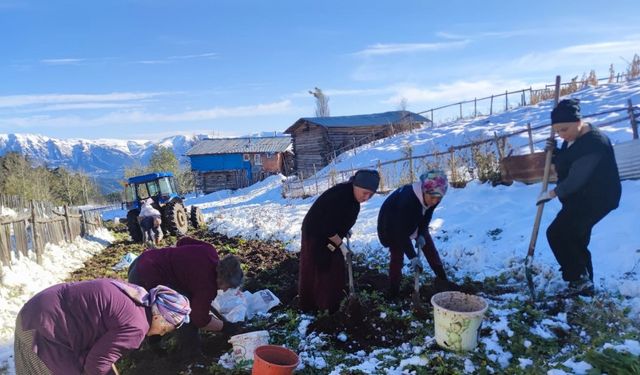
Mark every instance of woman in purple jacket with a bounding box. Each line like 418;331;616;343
14;278;190;375
127;236;243;356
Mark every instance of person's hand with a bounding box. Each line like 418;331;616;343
536;190;555;206
409;257;423;273
338;242;352;260
415;235;426;249
545;138;557;153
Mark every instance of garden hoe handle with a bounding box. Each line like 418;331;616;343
346;236;356;296
412;240;422;307
525;75;561;300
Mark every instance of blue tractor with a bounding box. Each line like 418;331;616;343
123;172;204;242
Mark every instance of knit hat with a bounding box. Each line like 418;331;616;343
419;170;448;197
111;280;191;328
551;99;581;124
351;169;380;193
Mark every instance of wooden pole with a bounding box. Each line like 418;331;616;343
459;103;462;119
505;90;509;111
30;200;41;265
628;99;638;139
63;205;72;242
313;164;319;195
526;123;534;154
408;147;414;182
490;95;494;115
474;98;477;117
377;160;384;191
430;109;434;123
493;132;504;160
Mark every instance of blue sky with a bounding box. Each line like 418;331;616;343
1;0;639;140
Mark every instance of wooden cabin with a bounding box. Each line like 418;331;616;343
284;111;429;177
186;136;293;193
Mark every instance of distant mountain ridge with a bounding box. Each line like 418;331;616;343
0;133;208;192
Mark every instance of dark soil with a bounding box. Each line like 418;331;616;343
66;228;487;374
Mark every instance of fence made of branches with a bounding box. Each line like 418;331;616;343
283;101;639;198
0;198;104;269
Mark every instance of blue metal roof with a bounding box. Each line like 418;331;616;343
186;136;292;156
285;111;429;133
127;172;174;184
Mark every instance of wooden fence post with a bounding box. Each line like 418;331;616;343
30;200;41;265
408;147;414;182
490;95;494;115
430;109;434;123
628;99;638;139
449;149;457;184
313;164;319;195
459;103;462;119
474;98;477;117
505;90;509;111
526;123;534;154
63;205;72;242
377;160;384;191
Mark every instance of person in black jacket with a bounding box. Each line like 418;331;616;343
537;98;621;296
377;170;455;298
298;169;380;313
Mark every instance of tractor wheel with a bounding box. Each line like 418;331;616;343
190;206;205;229
163;202;188;236
126;210;143;242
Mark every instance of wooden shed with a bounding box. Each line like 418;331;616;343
186;136;293;193
284;111;429;177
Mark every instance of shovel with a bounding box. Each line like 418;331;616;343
411;242;427;315
525;75;561;300
344;236;362;319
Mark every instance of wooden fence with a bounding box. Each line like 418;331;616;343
0;199;104;267
282;101;639;198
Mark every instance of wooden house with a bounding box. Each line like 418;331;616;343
186;136;293;193
284;111;429;177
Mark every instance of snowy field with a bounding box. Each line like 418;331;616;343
1;80;639;374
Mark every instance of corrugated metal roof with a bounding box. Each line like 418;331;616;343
186;137;292;156
615;138;640;180
285;111;429;133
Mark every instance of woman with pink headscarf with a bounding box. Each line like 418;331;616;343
377;170;457;298
14;278;190;375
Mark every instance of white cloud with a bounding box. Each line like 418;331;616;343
354;40;468;57
0;100;293;129
382;79;530;106
40;58;85;65
0;92;166;108
168;52;217;60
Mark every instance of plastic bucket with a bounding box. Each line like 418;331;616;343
431;291;488;351
252;345;299;375
228;330;270;362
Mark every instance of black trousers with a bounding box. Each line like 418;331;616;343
546;202;612;282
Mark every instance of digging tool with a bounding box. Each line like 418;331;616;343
344;235;362;319
525;75;561;301
411;241;427;315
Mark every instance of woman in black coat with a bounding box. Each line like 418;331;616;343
538;99;621;296
298;170;380;313
377;170;453;298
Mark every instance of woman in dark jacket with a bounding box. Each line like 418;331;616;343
537;99;621;296
14;278;190;375
128;236;243;355
377;170;453;298
298;169;380;313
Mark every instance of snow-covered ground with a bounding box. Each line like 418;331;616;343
2;80;638;374
0;229;114;373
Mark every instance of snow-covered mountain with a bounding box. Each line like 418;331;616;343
0;133;207;192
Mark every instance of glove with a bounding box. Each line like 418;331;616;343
544;138;557;153
409;257;423;273
536;190;555;206
415;235;426;249
338;242;352;260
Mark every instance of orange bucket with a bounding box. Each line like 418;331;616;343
251;345;299;375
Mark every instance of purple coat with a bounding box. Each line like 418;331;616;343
17;279;150;375
128;237;219;328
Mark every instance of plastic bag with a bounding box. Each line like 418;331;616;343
212;288;247;323
212;288;281;322
112;252;138;271
244;289;281;319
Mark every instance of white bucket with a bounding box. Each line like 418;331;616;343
228;330;270;362
431;291;488;351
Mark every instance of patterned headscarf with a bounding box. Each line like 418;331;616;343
111;280;191;327
419;170;448;197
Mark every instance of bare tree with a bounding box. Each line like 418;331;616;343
309;87;330;117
